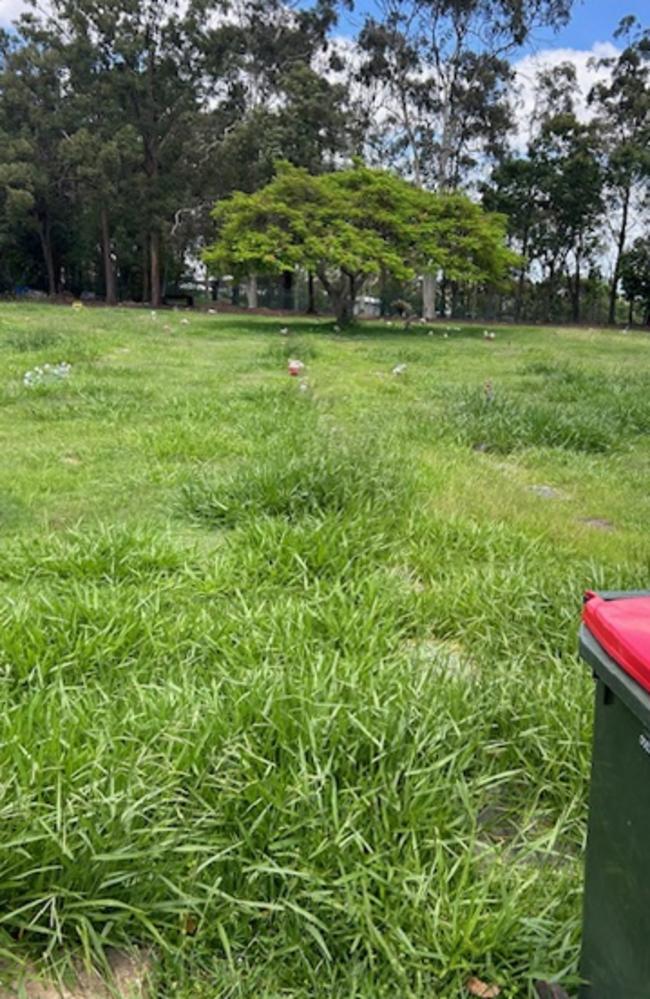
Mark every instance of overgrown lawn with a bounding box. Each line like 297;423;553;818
1;305;649;997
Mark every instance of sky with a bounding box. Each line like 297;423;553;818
333;0;646;49
1;0;646;44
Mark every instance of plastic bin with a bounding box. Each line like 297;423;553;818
578;590;650;998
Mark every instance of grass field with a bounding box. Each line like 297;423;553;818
1;304;649;998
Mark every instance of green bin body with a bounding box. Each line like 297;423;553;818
579;591;650;998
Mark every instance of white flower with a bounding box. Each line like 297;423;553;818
23;360;71;387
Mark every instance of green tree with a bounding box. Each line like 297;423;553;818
0;29;73;295
17;0;236;306
531;109;604;323
485;62;604;324
621;236;650;325
357;0;576;318
204;162;515;324
588;16;650;323
198;0;356;310
483;157;539;320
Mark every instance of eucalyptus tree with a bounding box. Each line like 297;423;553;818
0;26;73;295
621;236;650;325
199;0;355;308
11;0;242;306
485;61;605;323
357;0;576;318
588;17;650;323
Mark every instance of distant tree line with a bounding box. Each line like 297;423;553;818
0;0;648;324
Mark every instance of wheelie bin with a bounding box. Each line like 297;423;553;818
579;590;650;998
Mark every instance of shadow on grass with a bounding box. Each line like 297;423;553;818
179;312;516;342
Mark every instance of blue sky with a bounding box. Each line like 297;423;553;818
525;0;646;52
335;0;646;53
0;0;646;51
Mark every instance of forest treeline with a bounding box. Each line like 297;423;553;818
0;1;648;324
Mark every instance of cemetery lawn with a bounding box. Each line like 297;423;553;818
1;303;650;997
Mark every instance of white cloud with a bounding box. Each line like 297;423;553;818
0;0;28;25
512;41;619;149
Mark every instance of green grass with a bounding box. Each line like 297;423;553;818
0;304;649;997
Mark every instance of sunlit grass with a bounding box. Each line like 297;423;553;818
0;305;649;997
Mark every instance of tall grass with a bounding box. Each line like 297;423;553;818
0;306;649;996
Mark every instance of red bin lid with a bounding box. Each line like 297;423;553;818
583;591;650;693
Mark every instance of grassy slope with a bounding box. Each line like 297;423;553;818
0;304;649;997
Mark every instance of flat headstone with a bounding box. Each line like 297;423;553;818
579;517;615;531
528;484;565;500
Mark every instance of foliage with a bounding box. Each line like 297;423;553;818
205;162;516;322
484;64;605;323
588;17;650;322
621;236;650;322
357;0;575;189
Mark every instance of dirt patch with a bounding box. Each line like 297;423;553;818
0;949;151;999
579;517;615;532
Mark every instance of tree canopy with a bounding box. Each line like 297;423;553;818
205;162;516;322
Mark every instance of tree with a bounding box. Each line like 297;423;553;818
204;161;515;324
0;29;73;295
483;157;539;320
621;236;650;325
485;62;604;324
198;0;356;310
357;0;576;318
15;0;239;307
588;17;650;323
530;109;603;323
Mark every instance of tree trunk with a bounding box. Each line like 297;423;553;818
422;272;437;320
150;230;162;308
546;263;556;322
608;187;631;325
38;215;57;297
306;271;316;314
246;274;258;309
100;206;117;306
441;276;450;318
141;238;150;303
572;254;581;324
282;271;294;311
328;276;352;325
334;293;352;325
515;229;530;322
